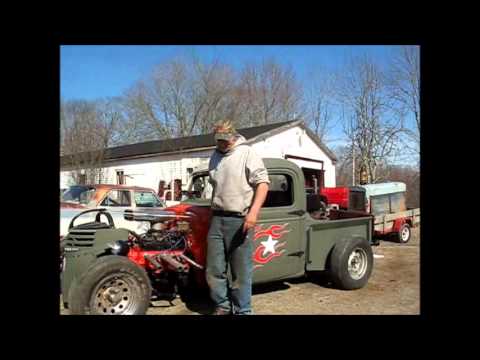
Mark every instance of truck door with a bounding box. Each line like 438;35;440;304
252;169;306;284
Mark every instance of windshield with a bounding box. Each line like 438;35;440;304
134;191;164;207
61;185;96;205
185;173;212;200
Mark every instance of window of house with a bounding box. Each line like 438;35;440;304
78;174;86;185
263;174;293;208
101;190;132;207
116;170;125;185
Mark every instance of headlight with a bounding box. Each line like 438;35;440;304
108;240;130;256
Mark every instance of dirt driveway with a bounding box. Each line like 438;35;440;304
61;227;420;315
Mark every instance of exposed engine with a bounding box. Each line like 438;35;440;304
138;229;188;251
122;213;201;301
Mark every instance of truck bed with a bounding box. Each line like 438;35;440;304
305;214;373;271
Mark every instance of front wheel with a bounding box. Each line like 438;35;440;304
69;256;151;315
329;237;373;290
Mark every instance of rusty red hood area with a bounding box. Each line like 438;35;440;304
164;203;212;272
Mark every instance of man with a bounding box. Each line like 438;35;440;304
206;120;270;315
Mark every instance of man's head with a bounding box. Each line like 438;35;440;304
214;120;237;153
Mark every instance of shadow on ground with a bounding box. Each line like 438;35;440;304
176;277;331;314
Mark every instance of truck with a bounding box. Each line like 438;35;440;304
61;159;375;315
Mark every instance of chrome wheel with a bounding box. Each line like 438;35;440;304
347;248;368;280
91;274;143;315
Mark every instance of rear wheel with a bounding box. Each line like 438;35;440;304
329;237;373;290
69;256;151;315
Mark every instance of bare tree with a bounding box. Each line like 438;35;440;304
120;56;237;142
188;57;237;134
61;99;119;184
336;55;405;184
236;59;303;127
303;71;337;142
121;80;173;143
389;46;420;145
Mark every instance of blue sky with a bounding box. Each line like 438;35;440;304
60;45;415;156
61;45;400;101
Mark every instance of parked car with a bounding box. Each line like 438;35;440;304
60;184;165;237
61;184;165;209
62;159;375;315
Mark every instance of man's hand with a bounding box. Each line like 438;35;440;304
243;210;258;233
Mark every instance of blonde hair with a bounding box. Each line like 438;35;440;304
213;120;236;135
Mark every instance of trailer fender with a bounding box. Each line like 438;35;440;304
392;218;407;233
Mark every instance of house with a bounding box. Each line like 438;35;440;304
60;120;338;199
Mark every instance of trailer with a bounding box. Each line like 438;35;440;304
360;182;420;243
321;182;420;243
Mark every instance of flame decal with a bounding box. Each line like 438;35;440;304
253;224;289;268
254;223;290;241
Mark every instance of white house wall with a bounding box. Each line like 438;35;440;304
60;172;74;189
61;151;212;191
60;125;336;190
250;127;336;187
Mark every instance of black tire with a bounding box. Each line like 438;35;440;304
69;256;151;315
396;223;411;244
329;237;373;290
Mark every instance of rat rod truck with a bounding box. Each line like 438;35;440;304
61;159;375;315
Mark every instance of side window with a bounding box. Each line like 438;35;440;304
370;195;390;215
101;190;132;207
263;174;293;208
188;174;213;200
79;188;96;205
134;191;162;207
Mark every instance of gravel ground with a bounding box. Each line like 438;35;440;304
61;227;420;315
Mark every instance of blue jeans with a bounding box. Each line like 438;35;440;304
205;216;254;314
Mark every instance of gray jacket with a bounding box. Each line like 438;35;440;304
208;136;270;215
